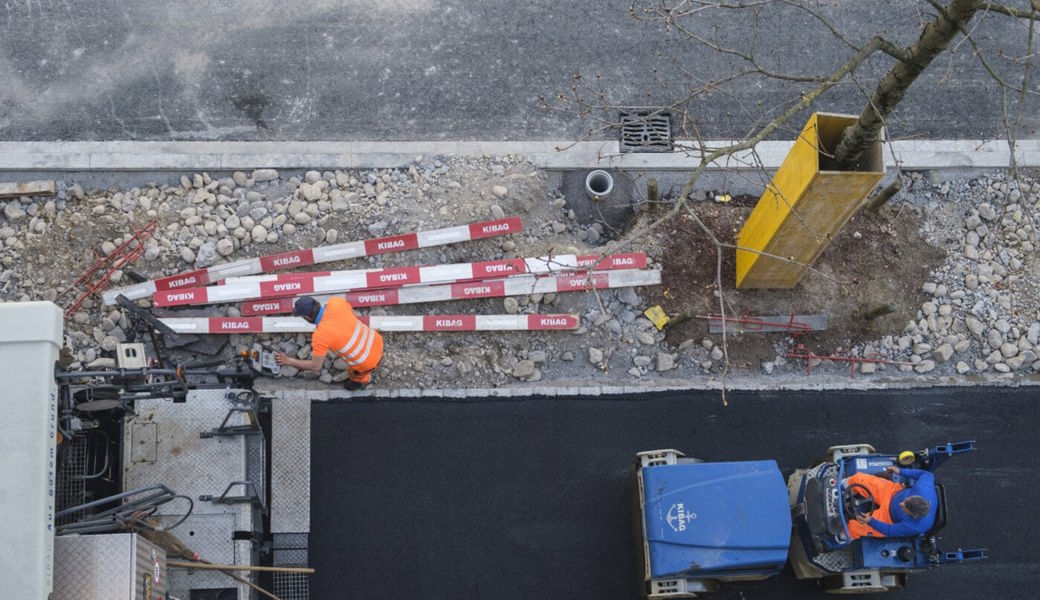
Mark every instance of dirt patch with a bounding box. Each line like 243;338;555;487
646;200;946;367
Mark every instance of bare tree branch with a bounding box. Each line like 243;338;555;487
834;0;985;169
543;1;1036;395
981;1;1040;19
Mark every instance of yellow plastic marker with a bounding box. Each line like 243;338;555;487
898;451;916;466
644;305;670;330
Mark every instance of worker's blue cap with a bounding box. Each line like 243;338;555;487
292;296;319;317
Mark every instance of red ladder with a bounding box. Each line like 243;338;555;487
58;220;157;318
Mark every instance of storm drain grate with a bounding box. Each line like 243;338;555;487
619;111;673;153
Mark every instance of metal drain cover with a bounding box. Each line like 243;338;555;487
619;110;673;153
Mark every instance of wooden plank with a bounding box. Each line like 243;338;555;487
0;180;55;199
167;560;315;574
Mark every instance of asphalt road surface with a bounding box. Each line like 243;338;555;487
1;1;1036;141
311;386;1038;600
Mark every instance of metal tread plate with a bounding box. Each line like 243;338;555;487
166;539;255;600
158;513;237;564
815;545;856;572
123;389;255;531
272;532;311;600
271;392;311;533
52;534;167;600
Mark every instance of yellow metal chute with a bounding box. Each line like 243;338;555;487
735;113;885;289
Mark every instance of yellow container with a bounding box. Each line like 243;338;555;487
735;112;884;289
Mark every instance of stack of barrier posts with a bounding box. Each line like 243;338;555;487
103;217;523;304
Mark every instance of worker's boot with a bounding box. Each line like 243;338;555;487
345;367;375;391
343;379;369;391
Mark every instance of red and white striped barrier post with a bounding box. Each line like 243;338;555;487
153;253;608;307
240;267;661;315
222;252;646;288
102;216;523;304
239;252;653;314
158;313;581;334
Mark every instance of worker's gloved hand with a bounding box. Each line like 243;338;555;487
886;465;901;474
855;512;872;524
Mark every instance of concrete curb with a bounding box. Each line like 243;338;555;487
252;376;1040;401
1;140;1038;171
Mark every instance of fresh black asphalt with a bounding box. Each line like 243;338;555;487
311;386;1039;600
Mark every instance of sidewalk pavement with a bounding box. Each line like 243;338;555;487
1;140;1038;172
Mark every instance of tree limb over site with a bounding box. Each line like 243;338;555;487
544;0;1038;395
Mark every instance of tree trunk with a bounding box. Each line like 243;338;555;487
833;0;982;170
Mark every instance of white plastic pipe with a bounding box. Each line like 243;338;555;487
585;169;614;201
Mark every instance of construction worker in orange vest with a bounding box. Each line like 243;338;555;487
275;295;384;390
845;465;937;539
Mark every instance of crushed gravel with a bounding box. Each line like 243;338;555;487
1;159;1037;393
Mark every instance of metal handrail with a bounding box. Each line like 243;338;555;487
56;483;194;536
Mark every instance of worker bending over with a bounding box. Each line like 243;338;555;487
846;465;936;539
275;296;384;391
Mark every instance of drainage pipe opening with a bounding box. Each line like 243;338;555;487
585;170;614;201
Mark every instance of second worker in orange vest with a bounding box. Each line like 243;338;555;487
275;295;384;390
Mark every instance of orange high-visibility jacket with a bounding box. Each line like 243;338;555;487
845;472;904;539
310;297;384;383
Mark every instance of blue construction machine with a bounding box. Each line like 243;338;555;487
633;442;985;596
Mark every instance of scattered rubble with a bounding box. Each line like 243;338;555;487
0;158;1037;391
901;174;1040;376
